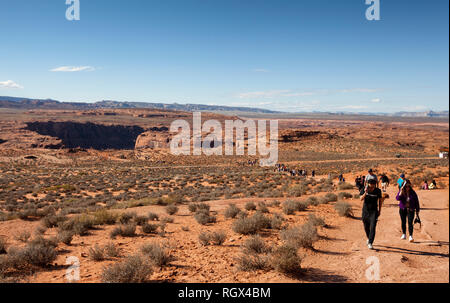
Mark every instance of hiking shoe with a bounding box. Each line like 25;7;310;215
409;236;414;242
400;234;406;240
367;239;370;244
368;243;374;250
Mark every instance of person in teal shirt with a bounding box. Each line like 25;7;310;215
397;173;406;190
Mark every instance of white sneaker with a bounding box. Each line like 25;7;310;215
401;234;406;240
409;236;414;242
368;243;373;249
367;239;370;244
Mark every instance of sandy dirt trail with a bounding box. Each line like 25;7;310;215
303;187;449;282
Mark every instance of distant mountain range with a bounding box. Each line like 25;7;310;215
0;96;278;114
0;96;448;118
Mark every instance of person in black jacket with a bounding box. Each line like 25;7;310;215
360;179;383;249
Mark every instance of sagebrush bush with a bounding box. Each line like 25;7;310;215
92;210;117;225
194;209;216;225
210;230;227;245
148;212;159;221
323;193;338;203
306;196;319;206
198;232;210;246
241;235;270;254
140;243;174;267
244;202;257;211
165;204;179;215
282;200;297;215
338;192;353;200
101;255;152;283
57;230;74;245
88;245;105;261
334;201;353;217
270;213;284;230
236;254;269;271
270;245;301;275
338;182;354;190
119;212;136;224
281;222;318;249
104;242;120;258
224;204;241;219
141;223;158;234
307;214;326;227
110;224;136;239
0;238;7;254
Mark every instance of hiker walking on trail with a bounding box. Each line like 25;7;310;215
364;169;378;189
397;173;406;190
396;180;420;242
360;179;383;250
380;174;390;192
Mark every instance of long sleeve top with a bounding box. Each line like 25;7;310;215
396;190;420;211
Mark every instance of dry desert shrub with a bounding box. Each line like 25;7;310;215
0;238;7;254
334;201;353;217
244;202;257;211
307;214;326;227
270;245;302;275
338;192;353;200
141;223;158;234
338;182;354;190
101;255;152;283
88;245;105;261
140;242;174;267
306;196;319;206
198;232;211;246
165;204;179;215
241;235;271;254
194;209;216;225
119;212;136;224
92;209;117;225
281;222;318;249
282;200;297;215
236;253;269;271
104;242;120;258
57;230;74;245
147;212;159;221
224;204;241;219
110;223;137;239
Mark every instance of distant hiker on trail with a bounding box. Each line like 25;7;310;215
396;180;420;242
397;173;406;190
338;174;344;182
364;169;378;190
360;179;383;250
429;180;437;189
355;176;363;191
312;170;315;177
380;174;390;192
421;180;429;190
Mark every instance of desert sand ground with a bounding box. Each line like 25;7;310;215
0;109;448;283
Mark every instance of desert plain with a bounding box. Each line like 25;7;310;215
0;108;448;283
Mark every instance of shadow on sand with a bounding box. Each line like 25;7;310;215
375;245;449;258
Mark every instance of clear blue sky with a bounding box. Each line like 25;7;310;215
0;0;448;113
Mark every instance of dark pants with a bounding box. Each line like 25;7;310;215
362;208;378;244
399;208;415;236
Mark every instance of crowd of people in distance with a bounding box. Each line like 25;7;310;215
274;163;315;177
